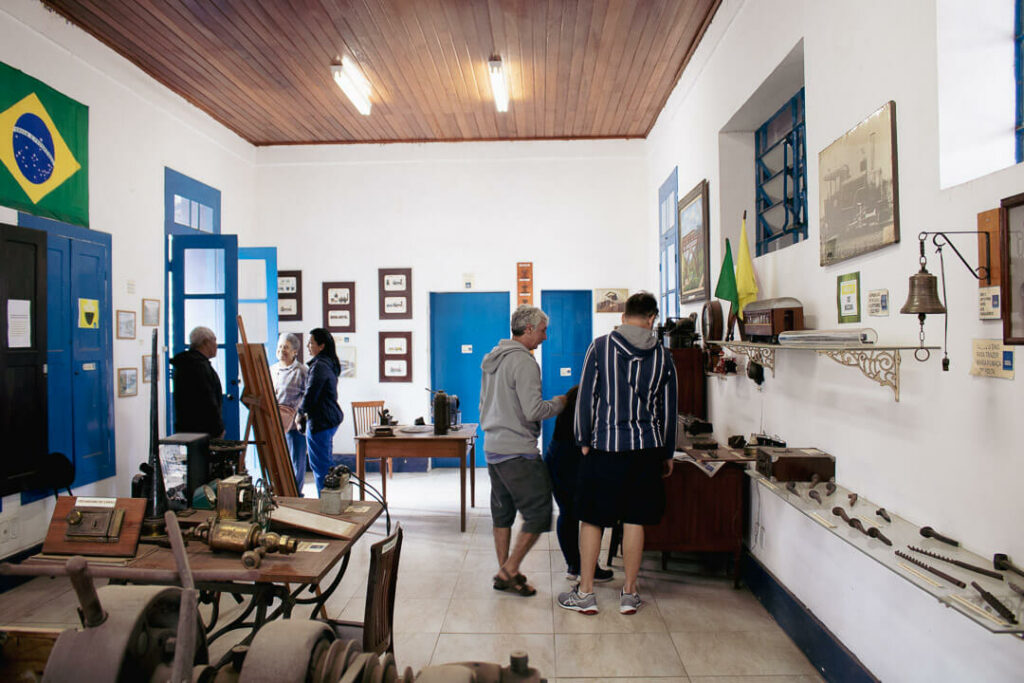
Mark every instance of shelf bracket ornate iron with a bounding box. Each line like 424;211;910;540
720;342;776;376
818;348;901;401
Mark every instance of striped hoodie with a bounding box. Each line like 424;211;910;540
574;324;677;458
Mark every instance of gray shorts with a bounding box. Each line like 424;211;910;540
487;457;552;534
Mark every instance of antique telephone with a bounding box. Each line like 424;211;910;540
429;389;461;435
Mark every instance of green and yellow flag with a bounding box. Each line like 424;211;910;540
714;238;739;312
0;62;88;226
736;215;759;319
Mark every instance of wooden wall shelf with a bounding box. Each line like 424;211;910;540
708;341;938;402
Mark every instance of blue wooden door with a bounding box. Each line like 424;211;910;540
21;213;114;504
429;291;509;467
238;246;277;472
540;290;593;454
168;233;239;438
70;238;115;484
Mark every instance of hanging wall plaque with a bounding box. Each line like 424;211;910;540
378;268;412;320
278;270;302;321
323;281;355;333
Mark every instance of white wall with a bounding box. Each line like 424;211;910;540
0;0;257;556
647;0;1024;679
250;140;648;451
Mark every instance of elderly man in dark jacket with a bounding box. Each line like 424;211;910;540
170;326;225;437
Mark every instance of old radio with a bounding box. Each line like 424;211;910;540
756;446;835;482
742;297;804;343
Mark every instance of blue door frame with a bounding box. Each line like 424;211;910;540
540;290;593;454
168;233;239;438
18;212;115;502
429;291;510;467
238;246;277;471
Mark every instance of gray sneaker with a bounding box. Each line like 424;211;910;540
619;589;643;614
558;587;599;615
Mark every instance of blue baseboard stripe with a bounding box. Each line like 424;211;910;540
743;552;879;683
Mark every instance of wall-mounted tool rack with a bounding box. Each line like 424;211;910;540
749;470;1023;634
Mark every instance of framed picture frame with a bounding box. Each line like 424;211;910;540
141;298;160;326
117;367;138;397
277;270;302;321
378;268;412;320
999;192;1024;344
677;179;711;303
819;101;900;266
337;344;356;378
379;331;412;382
142;354;156;383
116;310;136;339
837;272;861;323
323;281;355;333
594;288;627;313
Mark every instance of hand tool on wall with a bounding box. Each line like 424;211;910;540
832;506;851;523
808;489;822;504
808;473;820;489
825;480;836;496
867;527;892;546
847;492;858;507
895;549;967;588
971;581;1019;624
1008;581;1024;597
875;508;891;523
786;481;798;495
908;545;1004;581
994;553;1024;578
920;526;959;547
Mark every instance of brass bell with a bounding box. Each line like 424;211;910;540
900;266;946;315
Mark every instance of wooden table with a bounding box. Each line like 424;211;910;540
355;423;477;531
126;499;382;642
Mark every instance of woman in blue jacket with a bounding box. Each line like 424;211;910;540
301;328;344;493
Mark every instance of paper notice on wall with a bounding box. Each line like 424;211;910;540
7;299;31;348
867;289;889;316
978;286;1000;320
78;298;99;328
970;339;1014;379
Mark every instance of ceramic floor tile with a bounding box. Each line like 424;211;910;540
338;596;449;633
689;676;824;683
443;594;554;633
550;678;690;683
454;569;554;600
432;633;555;675
656;587;777;632
461;548;555;575
671;631;818;677
394;570;458;601
552;583;668;633
555;632;686;678
394;632;440;676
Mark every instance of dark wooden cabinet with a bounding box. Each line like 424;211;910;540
670;347;705;419
643;461;746;585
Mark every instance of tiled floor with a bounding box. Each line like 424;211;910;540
0;468;822;682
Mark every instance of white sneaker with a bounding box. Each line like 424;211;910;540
619;589;643;615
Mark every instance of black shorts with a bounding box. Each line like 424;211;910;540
487;457;553;534
574;448;667;527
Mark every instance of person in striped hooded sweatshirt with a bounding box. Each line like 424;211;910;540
558;291;678;616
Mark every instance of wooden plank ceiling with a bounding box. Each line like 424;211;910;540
43;0;721;145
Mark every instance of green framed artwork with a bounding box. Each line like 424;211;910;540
837;272;861;323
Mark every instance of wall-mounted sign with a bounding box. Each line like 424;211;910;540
517;262;533;306
378;268;412;320
323;281;355;333
379;331;412;382
277;270;302;321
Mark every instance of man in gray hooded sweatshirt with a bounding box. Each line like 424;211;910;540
480;305;566;596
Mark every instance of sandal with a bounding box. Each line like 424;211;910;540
492;570;536;596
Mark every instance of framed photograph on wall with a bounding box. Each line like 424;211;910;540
594;288;628;313
142;354;156;383
379;268;412;320
277;270;302;321
678;179;711;303
323;281;355;333
337;344;356;378
117;367;138;397
999;192;1024;344
116;310;136;339
141;298;160;326
819;101;900;266
379;331;412;382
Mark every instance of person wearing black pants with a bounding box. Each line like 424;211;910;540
544;385;613;583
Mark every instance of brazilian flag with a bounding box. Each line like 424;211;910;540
0;62;88;226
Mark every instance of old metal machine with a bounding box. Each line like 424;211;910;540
0;513;546;682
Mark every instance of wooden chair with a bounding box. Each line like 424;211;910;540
326;524;403;656
351;400;392;480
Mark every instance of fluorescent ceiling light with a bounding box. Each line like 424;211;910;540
331;57;372;115
488;57;509;112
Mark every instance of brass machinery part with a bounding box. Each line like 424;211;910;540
64;506;125;543
189;517;297;569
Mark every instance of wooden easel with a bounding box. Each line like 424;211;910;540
237;316;299;497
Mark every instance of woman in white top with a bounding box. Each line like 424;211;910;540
270;332;308;493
